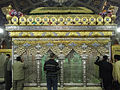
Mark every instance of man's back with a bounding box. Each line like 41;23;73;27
13;61;25;80
113;61;120;83
100;61;112;78
95;60;113;78
44;59;60;77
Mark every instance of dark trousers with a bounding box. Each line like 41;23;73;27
13;80;24;90
5;71;12;90
102;79;112;90
47;77;58;90
113;81;120;90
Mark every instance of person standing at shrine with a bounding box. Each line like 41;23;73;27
4;54;12;90
112;55;120;90
13;56;27;90
94;55;113;90
44;53;60;90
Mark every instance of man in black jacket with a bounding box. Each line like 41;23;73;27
94;55;113;90
44;53;60;90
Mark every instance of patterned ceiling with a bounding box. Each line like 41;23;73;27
0;0;109;14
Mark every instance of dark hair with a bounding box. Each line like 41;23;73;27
103;55;108;60
16;56;22;61
114;55;120;60
6;54;10;57
50;53;55;58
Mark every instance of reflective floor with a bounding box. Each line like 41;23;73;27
23;87;102;90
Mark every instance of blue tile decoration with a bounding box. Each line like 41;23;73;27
99;19;102;21
35;44;42;50
89;32;93;36
76;32;80;36
106;18;109;21
19;32;23;36
81;43;88;49
58;43;65;50
14;18;17;21
21;18;24;21
30;32;34;36
46;43;54;47
91;18;94;21
99;32;104;36
65;32;70;36
83;18;86;21
36;18;40;21
53;32;58;36
92;43;100;47
42;32;46;36
23;43;31;48
8;32;11;36
68;42;77;47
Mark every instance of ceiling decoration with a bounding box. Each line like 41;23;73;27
30;7;93;14
0;0;120;14
0;0;106;14
53;0;68;5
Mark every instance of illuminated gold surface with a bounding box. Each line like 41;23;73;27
9;31;113;37
19;16;27;25
30;7;93;14
12;16;18;25
9;15;115;26
104;16;111;25
0;49;12;53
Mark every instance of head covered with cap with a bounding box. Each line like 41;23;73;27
16;56;22;62
6;54;10;57
103;55;108;61
50;53;55;58
114;55;120;60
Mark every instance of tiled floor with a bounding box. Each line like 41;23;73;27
23;87;102;90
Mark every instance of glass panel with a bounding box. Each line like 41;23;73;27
64;50;83;83
86;55;100;84
40;53;49;83
23;54;37;83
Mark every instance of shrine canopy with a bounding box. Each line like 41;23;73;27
4;5;117;38
30;7;94;14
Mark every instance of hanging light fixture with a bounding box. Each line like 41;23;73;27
53;0;68;5
0;28;4;34
117;27;120;33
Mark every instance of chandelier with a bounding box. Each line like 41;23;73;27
53;0;68;5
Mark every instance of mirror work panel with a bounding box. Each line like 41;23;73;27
11;38;110;86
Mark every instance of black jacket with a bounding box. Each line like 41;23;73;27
44;59;60;77
94;59;113;79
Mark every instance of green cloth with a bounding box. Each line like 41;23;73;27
113;61;120;83
13;61;26;80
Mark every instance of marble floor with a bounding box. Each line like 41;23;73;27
0;86;102;90
23;87;102;90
